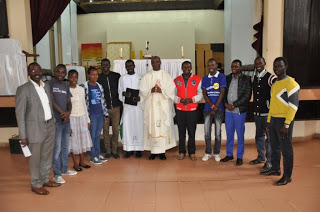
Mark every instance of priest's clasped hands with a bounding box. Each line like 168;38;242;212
151;84;162;93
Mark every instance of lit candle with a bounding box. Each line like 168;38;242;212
120;48;123;57
181;46;184;57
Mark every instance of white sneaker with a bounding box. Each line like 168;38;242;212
62;170;77;176
53;176;65;184
214;154;221;162
202;154;211;161
90;157;102;165
99;155;108;162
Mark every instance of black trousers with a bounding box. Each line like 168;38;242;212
270;117;294;178
176;110;197;155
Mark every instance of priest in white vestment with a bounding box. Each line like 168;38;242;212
140;56;177;160
118;60;144;158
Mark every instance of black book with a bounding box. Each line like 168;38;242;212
125;88;139;106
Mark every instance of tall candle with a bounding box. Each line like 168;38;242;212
120;48;123;57
181;46;184;57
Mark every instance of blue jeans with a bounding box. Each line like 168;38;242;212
52;122;70;177
204;110;224;154
90;114;105;159
225;112;246;158
254;115;271;165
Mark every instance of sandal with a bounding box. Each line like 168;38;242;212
177;153;185;160
189;154;197;161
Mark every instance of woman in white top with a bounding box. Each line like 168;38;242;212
68;70;92;171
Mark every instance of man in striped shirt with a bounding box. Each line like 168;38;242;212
260;57;300;186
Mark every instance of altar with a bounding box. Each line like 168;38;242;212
0;39;28;95
113;59;191;79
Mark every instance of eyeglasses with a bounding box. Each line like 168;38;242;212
29;69;41;73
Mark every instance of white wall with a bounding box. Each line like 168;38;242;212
224;0;257;74
77;10;225;65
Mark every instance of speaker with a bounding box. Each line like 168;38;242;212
0;0;9;38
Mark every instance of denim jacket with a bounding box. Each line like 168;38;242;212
81;81;109;117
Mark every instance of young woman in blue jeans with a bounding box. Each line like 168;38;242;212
82;67;109;164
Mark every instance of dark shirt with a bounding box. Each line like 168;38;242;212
97;71;121;109
224;72;252;114
46;79;72;123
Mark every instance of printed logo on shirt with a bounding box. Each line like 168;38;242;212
52;87;67;94
176;80;182;87
191;80;197;86
213;83;220;89
90;89;102;105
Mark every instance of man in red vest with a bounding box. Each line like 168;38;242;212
174;61;203;161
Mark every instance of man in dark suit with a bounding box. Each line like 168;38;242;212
15;62;61;195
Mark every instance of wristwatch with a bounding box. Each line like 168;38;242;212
284;124;290;129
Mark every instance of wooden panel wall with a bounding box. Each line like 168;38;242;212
195;44;224;78
283;0;320;87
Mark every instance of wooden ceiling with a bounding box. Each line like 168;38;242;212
75;0;224;14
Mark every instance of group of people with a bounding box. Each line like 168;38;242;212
15;55;299;195
174;56;299;186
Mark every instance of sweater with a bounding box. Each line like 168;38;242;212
267;76;300;124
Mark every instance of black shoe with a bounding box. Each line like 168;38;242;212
220;155;234;162
236;158;243;166
249;159;263;165
159;153;167;160
112;152;120;159
73;166;82;171
149;154;157;160
135;151;142;158
124;151;133;158
79;164;91;169
260;169;281;176
276;176;292;186
105;152;112;159
261;163;272;172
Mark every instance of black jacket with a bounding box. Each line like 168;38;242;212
224;72;252;113
252;70;277;116
98;72;122;109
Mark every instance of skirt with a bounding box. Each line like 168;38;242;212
69;115;92;154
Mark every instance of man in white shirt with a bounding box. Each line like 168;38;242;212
15;62;61;195
140;56;177;160
118;60;144;158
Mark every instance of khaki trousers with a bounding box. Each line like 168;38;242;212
103;107;120;153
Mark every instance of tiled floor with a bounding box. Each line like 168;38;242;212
1;139;320;212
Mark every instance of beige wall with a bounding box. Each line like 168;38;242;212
6;0;33;59
263;0;284;73
77;10;224;65
107;22;195;63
